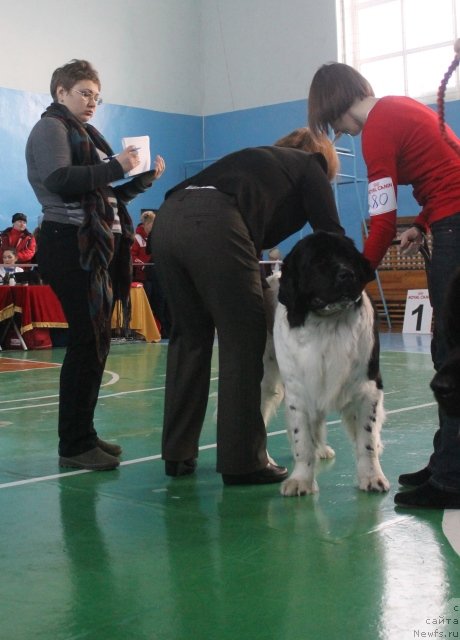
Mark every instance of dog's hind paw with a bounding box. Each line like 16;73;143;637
358;473;390;492
317;444;335;460
280;476;318;497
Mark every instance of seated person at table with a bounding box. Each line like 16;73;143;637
0;248;24;284
0;213;36;265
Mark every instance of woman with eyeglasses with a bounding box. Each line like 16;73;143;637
308;61;460;510
26;59;165;471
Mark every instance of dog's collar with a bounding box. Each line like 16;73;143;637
313;295;362;317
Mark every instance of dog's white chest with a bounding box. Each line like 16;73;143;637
273;296;374;412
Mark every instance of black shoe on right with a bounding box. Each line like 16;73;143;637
222;462;288;486
398;466;431;487
394;481;460;509
165;458;197;477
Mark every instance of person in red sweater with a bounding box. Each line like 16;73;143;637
131;210;155;284
308;61;460;509
131;210;171;338
0;212;37;265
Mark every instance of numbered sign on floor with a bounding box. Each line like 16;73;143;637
402;289;433;334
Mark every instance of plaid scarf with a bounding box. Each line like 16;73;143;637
43;102;134;362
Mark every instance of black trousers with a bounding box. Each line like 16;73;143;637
144;265;171;337
38;221;115;457
151;189;269;474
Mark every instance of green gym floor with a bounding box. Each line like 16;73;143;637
0;333;459;640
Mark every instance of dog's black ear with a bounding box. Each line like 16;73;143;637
278;244;310;327
278;251;298;310
360;253;376;284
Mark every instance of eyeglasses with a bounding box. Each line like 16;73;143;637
73;89;103;105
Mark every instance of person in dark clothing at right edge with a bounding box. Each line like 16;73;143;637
150;128;346;486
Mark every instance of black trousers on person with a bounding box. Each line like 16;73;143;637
38;221;116;457
144;265;171;338
151;189;269;475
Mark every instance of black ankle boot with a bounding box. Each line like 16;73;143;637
398;467;431;487
395;482;460;509
165;458;197;477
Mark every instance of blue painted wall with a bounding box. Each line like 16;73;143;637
201;96;460;258
204;100;309;156
0;87;202;230
3;86;460;254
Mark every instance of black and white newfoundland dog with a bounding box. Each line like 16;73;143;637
261;231;390;496
430;267;460;416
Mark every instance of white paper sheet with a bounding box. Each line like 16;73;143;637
121;135;151;177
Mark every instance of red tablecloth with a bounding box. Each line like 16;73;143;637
2;285;68;334
1;285;159;345
0;287;14;323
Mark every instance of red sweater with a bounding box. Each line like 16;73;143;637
361;96;460;268
0;227;37;263
131;224;150;281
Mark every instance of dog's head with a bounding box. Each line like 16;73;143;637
278;231;375;328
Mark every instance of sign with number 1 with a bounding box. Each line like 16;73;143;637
402;289;433;334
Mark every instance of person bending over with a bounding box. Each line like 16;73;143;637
151;127;344;486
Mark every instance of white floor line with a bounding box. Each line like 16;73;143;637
386;402;437;414
0;394;59;404
0;370;121;408
0;451;208;489
0;376;219;411
0;400;439;490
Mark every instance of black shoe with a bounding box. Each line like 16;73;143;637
398;466;431;487
222;462;288;486
97;438;122;457
394;481;460;509
165;458;197;477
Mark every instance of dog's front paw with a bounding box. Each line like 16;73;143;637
280;476;318;497
358;473;390;492
317;444;335;460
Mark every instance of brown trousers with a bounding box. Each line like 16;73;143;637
151;189;269;474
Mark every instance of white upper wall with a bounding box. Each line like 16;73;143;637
0;0;202;114
0;0;337;115
201;0;337;115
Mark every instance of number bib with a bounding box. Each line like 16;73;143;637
368;177;397;216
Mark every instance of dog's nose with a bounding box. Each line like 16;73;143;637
336;266;355;284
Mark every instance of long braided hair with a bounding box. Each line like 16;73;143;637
438;39;460;156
